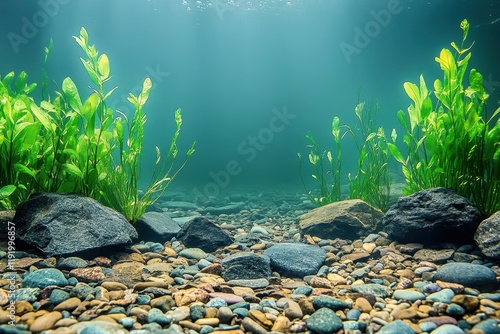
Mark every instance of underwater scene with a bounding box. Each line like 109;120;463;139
1;0;500;333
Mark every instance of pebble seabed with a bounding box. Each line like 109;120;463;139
1;189;499;334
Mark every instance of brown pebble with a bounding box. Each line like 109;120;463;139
394;308;418;320
242;317;268;334
309;277;332;289
211;331;244;334
178;320;201;332
150;295;175;312
452;295;480;312
354;297;372;313
53;297;82;312
30;311;62;333
283;299;303;321
101;281;128;291
217;306;234;324
248;309;273;329
271;315;290;332
69;267;105;282
54;318;78;328
15;301;34;315
195;317;220;326
298;298;315;315
133;281;169;291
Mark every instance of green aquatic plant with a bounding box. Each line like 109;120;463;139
299;101;392;211
388;19;500;216
100;80;195;222
298;116;344;206
348;101;391;212
0;27;195;221
0;71;40;208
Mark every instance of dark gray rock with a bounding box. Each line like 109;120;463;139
14;193;137;258
305;307;343;334
135;211;181;243
382;187;482;245
433;262;497;291
177;216;234;253
263;243;326;278
475;211;500;260
221;252;271;281
299;199;383;240
57;257;88;270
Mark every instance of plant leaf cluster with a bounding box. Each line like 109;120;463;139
299;100;392;211
389;19;500;216
0;27;195;222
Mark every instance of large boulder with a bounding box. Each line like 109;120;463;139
135;211;181;243
299;199;383;240
381;187;482;245
177;216;233;252
14;193;137;258
475;211;500;259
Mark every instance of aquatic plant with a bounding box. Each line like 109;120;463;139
388;19;500;216
0;27;195;222
348;101;391;212
299;100;392;211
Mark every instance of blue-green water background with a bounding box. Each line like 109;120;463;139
1;0;499;197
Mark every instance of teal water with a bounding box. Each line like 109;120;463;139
0;0;499;198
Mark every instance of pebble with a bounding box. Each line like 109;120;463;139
427;288;455;303
393;289;426;302
431;324;465;334
306;307;343;334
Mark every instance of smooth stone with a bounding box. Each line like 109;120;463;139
346;309;361;320
427;288;455;303
312;295;350;311
70;320;131;333
119;317;136;329
292;285;313;296
148;308;170;326
472;319;500;334
50;289;71;305
57;257;88;270
242;317;267;334
433;263;497;291
351;284;389;298
263;243;326;278
446;303;466;317
225;278;269;289
378;320;415;334
22;268;68;289
420;321;438;332
249;225;269;235
430;324;464;334
30;311;62;332
393;290;426;302
190;305;207;322
53;297;82;311
206;298;228;308
178;248;208;260
305;308;343;334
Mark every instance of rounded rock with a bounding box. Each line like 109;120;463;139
22;269;68;289
305;307;343;334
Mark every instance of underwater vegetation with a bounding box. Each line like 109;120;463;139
389;19;500;217
299;100;392;212
0;27;195;222
301;19;500;216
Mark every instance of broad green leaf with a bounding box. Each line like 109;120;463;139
460;19;469;42
80;59;100;86
98;54;110;79
30;103;52;130
332;116;340;140
0;185;16;197
62;77;83;112
139;78;152;105
14;163;36;178
62;162;84;179
388;143;405;164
